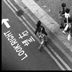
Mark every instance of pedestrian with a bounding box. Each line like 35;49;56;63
62;8;71;34
38;26;48;51
59;3;66;29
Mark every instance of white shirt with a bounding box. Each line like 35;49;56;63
64;12;70;19
64;12;70;24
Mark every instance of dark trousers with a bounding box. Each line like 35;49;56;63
60;17;65;29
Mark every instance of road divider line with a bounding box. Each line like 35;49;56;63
7;0;18;11
48;45;72;70
22;16;35;31
7;0;36;32
4;0;68;70
14;0;37;24
44;47;65;70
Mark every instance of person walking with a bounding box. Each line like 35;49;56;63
35;21;48;51
38;26;48;51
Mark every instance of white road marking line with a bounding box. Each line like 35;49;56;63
8;0;72;70
44;47;65;70
22;16;35;31
4;0;67;70
48;45;72;70
7;0;18;11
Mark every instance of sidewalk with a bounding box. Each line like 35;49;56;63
14;0;72;62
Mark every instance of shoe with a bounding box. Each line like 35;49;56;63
38;46;43;51
62;31;66;34
60;26;64;29
38;48;42;51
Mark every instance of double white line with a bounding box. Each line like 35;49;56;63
3;0;72;70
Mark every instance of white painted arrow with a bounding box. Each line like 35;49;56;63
2;19;10;28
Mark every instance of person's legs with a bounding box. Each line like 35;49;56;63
38;44;43;51
38;39;44;51
63;23;69;34
60;17;65;29
43;31;48;36
38;36;48;51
